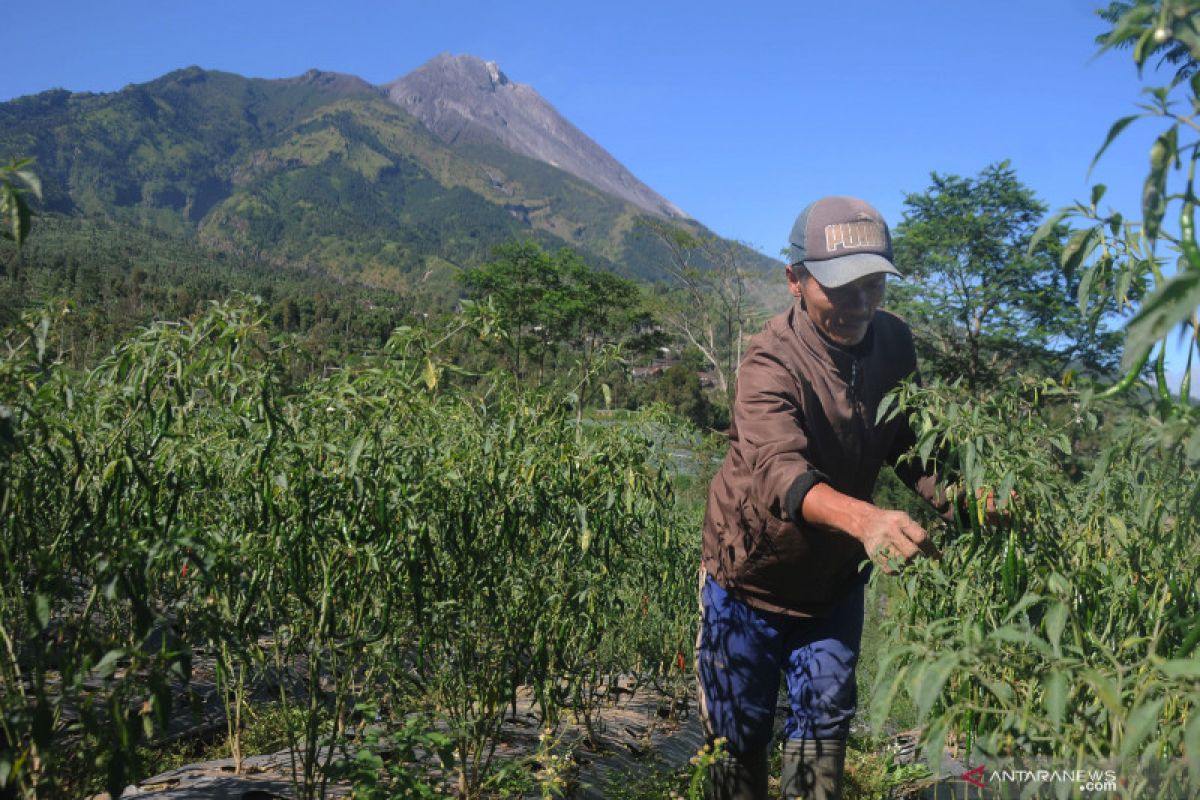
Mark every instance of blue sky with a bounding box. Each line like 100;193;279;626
4;1;1159;251
5;0;1194;382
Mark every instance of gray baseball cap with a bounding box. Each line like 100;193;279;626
788;196;902;288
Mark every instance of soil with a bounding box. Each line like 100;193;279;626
95;677;705;799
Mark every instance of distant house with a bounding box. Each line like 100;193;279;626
631;365;666;381
630;349;683;381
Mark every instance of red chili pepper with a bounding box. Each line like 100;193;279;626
676;651;686;673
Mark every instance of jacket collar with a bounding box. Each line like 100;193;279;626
782;301;875;378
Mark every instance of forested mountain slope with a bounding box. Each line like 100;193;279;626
0;60;779;298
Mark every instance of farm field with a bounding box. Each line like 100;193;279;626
0;303;705;798
2;3;1200;798
0;298;1197;799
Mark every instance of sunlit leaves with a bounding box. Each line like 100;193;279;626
872;372;1200;791
890;162;1119;386
1044;602;1068;658
1058;0;1200;404
1089;116;1141;177
0;299;695;796
1121;266;1200;369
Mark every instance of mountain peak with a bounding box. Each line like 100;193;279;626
483;60;508;88
385;54;686;220
410;54;513;94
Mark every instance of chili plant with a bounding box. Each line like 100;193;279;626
873;376;1199;797
2;298;697;799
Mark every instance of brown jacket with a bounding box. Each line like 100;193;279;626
701;303;942;617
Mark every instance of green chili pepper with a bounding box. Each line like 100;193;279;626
1181;200;1200;269
1155;342;1172;403
1096;347;1150;399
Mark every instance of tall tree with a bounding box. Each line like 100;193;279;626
889;161;1120;387
639;220;757;403
459;240;641;384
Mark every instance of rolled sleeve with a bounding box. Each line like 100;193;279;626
785;470;829;522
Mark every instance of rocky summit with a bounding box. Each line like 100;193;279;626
385;54;688;220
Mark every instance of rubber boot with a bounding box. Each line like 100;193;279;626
702;745;769;800
779;738;846;800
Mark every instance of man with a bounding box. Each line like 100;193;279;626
697;196;950;800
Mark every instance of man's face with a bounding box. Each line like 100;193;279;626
787;266;886;347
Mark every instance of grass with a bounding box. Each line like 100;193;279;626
130;701;309;783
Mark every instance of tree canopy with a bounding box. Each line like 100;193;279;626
459;240;641;381
888;161;1120;387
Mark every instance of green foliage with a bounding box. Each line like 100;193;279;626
0;158;41;249
0;299;697;798
1044;0;1200;408
0;215;414;372
1;217;728;434
632;365;722;431
0;68;778;292
890;162;1120;387
677;346;710;372
872;376;1200;795
595;738;727;800
198;117;538;282
636;220;769;404
866;11;1200;795
324;706;453;800
842;738;935;800
1096;0;1200;80
462;241;621;369
459;240;648;422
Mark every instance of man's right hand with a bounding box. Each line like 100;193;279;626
853;506;940;573
800;483;941;574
